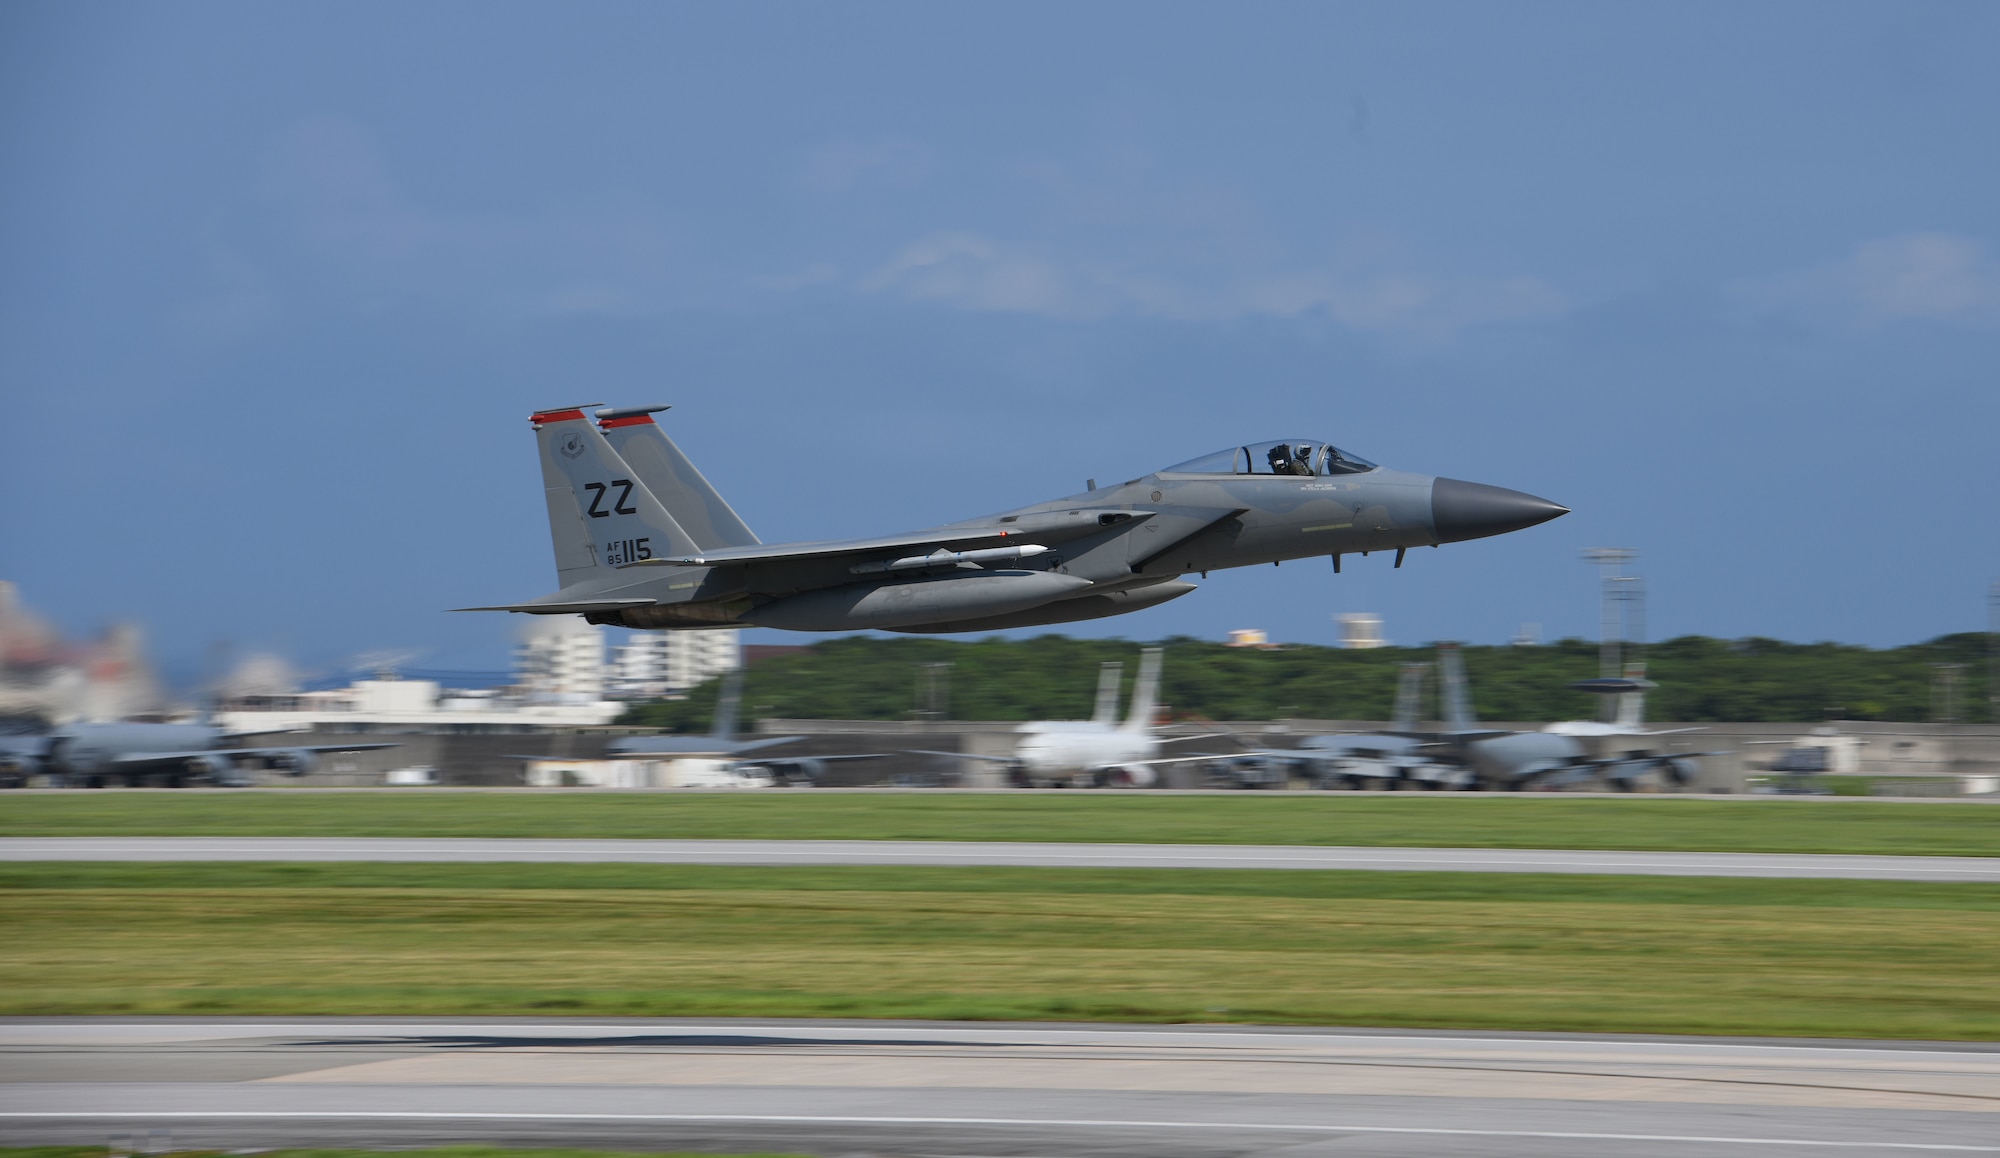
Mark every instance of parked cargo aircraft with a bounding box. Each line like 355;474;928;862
459;405;1567;634
0;721;395;788
912;648;1218;787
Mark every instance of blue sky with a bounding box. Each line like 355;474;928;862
3;1;1997;682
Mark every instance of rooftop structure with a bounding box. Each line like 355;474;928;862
215;674;622;734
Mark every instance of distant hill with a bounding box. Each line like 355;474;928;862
618;633;1998;732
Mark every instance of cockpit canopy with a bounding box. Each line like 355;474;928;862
1162;439;1378;477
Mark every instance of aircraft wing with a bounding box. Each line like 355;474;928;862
608;735;803;756
736;753;885;765
108;742;398;769
239;742;399;755
907;749;1013;763
1101;751;1226;768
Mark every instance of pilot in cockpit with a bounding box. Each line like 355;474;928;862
1267;443;1315;476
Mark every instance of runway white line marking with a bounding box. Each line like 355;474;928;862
4;1023;1991;1060
9;838;2000;878
2;1113;1994;1150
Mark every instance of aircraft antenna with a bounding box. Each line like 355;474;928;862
915;662;952;723
1988;579;1998;724
1582;548;1638;723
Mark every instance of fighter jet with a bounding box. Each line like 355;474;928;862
913;648;1219;787
458;405;1568;634
600;667;878;786
0;720;395;788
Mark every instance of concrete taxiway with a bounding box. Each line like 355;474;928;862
3;1019;1997;1156
6;836;2000;880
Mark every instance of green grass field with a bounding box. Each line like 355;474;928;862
6;863;1997;1039
5;792;1998;855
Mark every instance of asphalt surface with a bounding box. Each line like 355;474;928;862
6;836;2000;879
3;1019;1996;1156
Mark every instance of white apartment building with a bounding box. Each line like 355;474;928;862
515;620;607;700
609;629;742;699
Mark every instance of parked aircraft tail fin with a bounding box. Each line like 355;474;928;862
1091;662;1124;726
531;405;702;585
1121;648;1164;733
1393;662;1431;732
1437;643;1477;730
597;406;760;550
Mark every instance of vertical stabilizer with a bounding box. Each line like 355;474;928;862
598;406;760;550
1393;662;1431;732
534;404;606;588
1091;662;1124;726
710;667;744;743
530;407;702;582
1438;644;1477;730
1121;648;1165;733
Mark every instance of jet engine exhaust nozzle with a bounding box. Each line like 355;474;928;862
1430;478;1569;544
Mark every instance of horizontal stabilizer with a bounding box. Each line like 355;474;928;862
451;598;658;615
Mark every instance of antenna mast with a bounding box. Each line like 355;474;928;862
1582;548;1638;721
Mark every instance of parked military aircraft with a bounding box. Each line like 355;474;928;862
601;667;878;785
1544;666;1704;740
1215;662;1475;789
1427;646;1698;790
459;405;1568;634
915;648;1218;786
0;720;395;788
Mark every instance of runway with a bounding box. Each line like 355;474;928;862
3;1019;1997;1156
7;836;2000;879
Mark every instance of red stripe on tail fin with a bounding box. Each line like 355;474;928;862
598;414;657;430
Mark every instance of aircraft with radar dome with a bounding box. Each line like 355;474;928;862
458;404;1569;635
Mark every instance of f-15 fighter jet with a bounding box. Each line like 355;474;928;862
460;405;1567;634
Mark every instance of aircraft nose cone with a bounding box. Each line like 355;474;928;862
1430;478;1569;543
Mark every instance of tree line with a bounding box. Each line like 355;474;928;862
617;632;1999;732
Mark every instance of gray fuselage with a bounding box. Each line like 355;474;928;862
582;467;1555;634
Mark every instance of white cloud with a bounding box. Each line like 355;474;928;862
1735;233;2000;330
168;245;281;343
751;262;842;292
860;232;1081;316
853;230;1567;337
178;115;693;325
801;138;933;193
1237;269;1567;337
